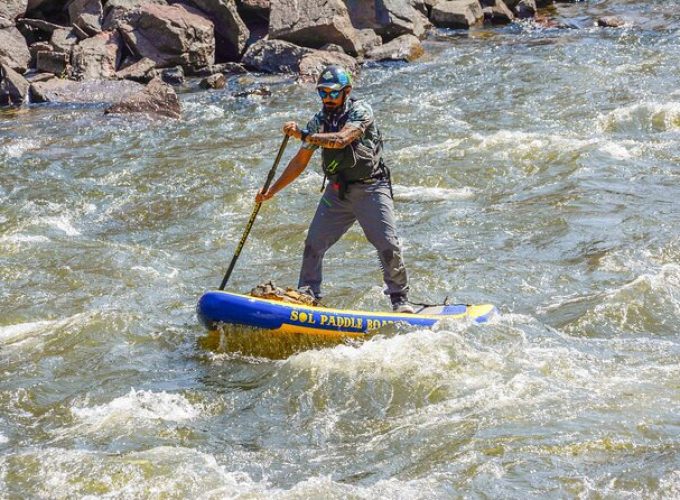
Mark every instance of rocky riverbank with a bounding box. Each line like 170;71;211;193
0;0;624;117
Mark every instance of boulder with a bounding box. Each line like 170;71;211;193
50;28;79;52
68;0;103;36
298;50;358;79
242;38;357;76
104;77;180;119
156;65;184;85
364;34;423;62
431;0;484;29
356;28;382;55
71;30;122;80
0;0;27;21
482;0;514;24
199;72;225;89
0;64;29;106
24;72;55;83
29;41;52;67
117;3;215;68
269;0;362;56
115;56;156;82
184;0;249;61
36;50;69;74
30;78;144;103
345;0;431;40
102;0;168;30
233;84;271;97
184;61;247;76
239;0;270;19
242;38;313;73
0;27;31;73
514;0;536;19
17;18;64;37
596;16;625;28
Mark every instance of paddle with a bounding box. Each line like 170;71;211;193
219;135;289;290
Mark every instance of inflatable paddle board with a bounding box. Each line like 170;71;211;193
197;290;497;339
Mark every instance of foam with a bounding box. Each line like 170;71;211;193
597;102;680;133
71;389;203;429
393;185;474;202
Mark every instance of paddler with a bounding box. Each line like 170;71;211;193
255;65;414;313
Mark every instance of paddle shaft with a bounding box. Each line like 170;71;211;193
219;135;289;290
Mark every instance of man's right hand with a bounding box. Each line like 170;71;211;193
283;121;302;140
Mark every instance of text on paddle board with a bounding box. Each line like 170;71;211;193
289;311;394;330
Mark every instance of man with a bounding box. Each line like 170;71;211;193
255;65;414;313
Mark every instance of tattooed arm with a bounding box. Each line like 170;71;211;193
283;121;362;149
305;125;362;149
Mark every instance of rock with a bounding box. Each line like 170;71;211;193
0;0;27;21
23;71;54;83
68;0;103;36
239;0;270;16
16;18;66;46
0;64;29;106
36;50;69;74
117;3;215;69
356;29;382;55
27;0;50;10
102;0;168;30
242;38;313;73
242;38;357;77
115;56;156;82
483;0;514;24
104;77;180;119
71;30;122;80
320;43;345;53
345;0;432;40
365;34;424;62
514;0;536;18
50;28;79;52
199;73;225;89
156;66;184;85
233;84;271;97
269;0;362;56
0;27;31;73
0;19;14;29
298;50;358;79
29;41;52;67
431;0;484;29
30;78;144;103
184;0;249;61
184;62;247;76
596;16;625;28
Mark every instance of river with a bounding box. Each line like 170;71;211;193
1;1;679;497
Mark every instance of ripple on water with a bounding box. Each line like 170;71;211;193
563;264;680;337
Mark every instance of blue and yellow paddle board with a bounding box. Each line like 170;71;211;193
197;290;497;339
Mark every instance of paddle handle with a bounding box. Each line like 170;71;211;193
219;135;289;290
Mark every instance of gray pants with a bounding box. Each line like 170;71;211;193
298;179;409;299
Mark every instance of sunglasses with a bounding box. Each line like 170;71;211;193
318;89;342;99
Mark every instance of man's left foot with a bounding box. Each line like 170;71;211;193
392;298;415;314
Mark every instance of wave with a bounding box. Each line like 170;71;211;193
0;138;41;159
393;185;474;202
597;102;680;133
71;389;204;430
563;264;680;337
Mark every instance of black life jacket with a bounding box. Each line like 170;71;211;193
320;99;384;182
